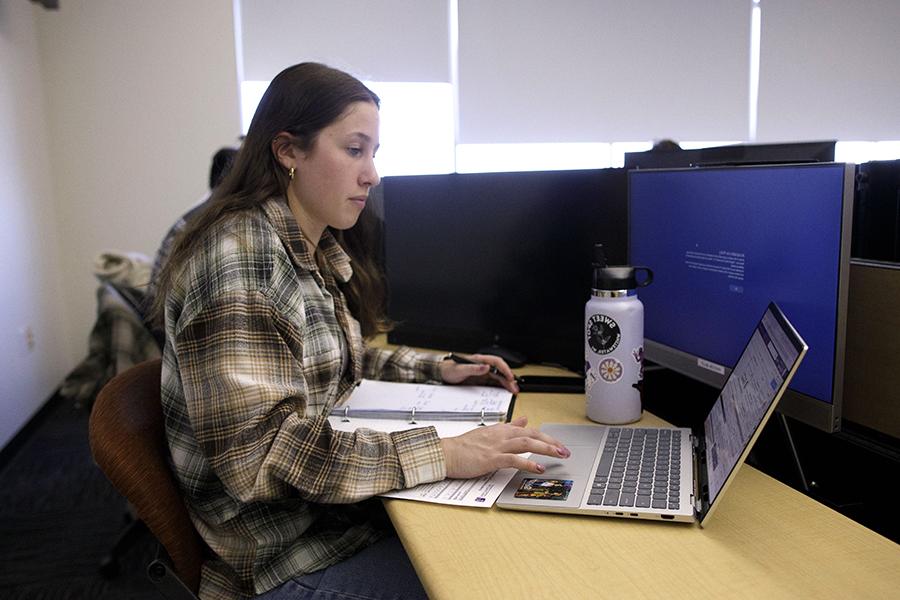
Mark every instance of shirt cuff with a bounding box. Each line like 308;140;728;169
390;426;446;488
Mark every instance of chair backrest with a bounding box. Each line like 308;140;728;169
89;358;205;593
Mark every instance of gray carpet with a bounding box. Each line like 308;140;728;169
0;396;159;599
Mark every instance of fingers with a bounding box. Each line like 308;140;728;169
460;363;492;379
441;353;520;393
506;454;549;475
506;416;568;456
502;431;571;459
438;360;490;385
470;353;520;393
487;434;568;475
470;353;516;380
489;419;570;461
440;417;570;479
462;363;518;393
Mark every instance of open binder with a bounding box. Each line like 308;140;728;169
329;379;516;427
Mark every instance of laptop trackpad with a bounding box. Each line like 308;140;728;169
498;424;606;509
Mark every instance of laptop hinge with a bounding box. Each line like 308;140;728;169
691;433;711;519
691;433;704;451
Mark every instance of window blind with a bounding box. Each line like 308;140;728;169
757;0;900;141
457;0;750;143
239;0;451;82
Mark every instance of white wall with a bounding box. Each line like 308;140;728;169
35;0;241;366
0;0;71;448
0;0;241;450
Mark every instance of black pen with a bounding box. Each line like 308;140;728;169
447;353;511;380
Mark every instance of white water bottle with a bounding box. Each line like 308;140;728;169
584;244;654;424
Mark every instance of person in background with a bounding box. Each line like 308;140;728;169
151;62;570;600
143;145;239;314
208;146;240;190
650;138;681;152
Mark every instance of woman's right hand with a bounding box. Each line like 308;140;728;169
439;416;570;479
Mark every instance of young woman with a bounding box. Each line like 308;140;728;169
153;63;569;600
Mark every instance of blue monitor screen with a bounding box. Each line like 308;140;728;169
629;163;852;430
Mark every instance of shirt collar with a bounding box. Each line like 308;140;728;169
261;197;354;283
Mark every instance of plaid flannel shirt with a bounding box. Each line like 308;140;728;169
161;197;446;599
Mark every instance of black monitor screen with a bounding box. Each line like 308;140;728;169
852;159;900;262
628;163;854;433
383;169;628;371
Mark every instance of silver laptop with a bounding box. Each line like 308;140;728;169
497;302;807;526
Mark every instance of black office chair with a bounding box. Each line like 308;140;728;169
89;358;206;599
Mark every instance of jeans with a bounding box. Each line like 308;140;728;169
255;534;429;600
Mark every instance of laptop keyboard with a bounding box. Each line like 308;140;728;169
587;428;682;511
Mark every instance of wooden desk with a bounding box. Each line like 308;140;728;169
384;381;900;599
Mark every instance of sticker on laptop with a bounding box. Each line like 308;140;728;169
514;478;574;501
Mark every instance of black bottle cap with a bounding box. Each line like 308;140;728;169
594;266;643;290
591;243;654;291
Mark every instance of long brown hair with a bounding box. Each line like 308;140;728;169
151;62;391;337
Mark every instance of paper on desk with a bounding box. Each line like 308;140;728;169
328;416;520;508
380;466;518;507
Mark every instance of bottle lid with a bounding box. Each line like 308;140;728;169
591;243;654;291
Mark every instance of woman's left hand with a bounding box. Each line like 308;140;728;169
439;354;519;394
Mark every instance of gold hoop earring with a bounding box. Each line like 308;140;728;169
289;167;295;181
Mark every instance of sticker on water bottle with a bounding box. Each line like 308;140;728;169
598;357;623;383
632;346;643;364
584;361;598;392
586;314;621;355
632;346;645;380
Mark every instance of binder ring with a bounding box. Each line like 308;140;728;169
341;406;350;422
409;407;417;424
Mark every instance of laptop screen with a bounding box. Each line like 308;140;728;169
703;304;807;506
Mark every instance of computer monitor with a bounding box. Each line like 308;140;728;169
624;140;836;170
382;169;628;371
852;159;900;262
628;163;855;433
